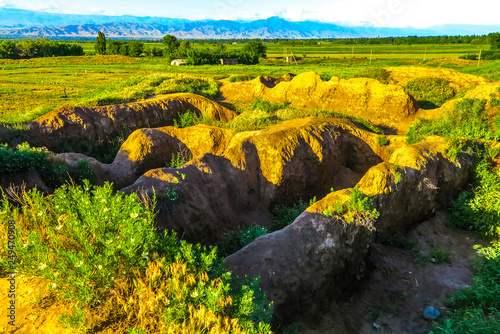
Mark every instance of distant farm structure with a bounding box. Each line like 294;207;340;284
171;59;187;66
220;58;238;65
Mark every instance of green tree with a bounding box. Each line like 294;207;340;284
16;39;37;58
162;34;180;53
95;31;106;55
180;40;191;50
128;41;144;57
0;39;19;59
242;41;267;58
214;42;226;54
489;32;500;50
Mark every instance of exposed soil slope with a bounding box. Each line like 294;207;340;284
4;93;237;150
219;72;419;132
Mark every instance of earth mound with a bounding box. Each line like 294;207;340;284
386;66;490;91
119;118;385;243
14;93;236;150
225;138;475;324
220;71;419;132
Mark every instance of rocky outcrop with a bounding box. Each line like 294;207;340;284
17;93;237;150
120;118;384;243
224;138;474;324
220;71;419;132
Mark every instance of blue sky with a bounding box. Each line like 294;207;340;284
1;0;498;28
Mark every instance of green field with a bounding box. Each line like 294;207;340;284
78;40;487;59
0;42;498;123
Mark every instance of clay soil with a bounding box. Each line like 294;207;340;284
292;210;486;334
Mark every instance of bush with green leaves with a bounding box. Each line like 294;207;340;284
167;151;193;168
0;142;97;188
431;147;500;334
377;135;389;146
352;67;390;84
216;226;269;258
404;77;456;109
324;186;379;224
173;110;205;128
276;108;383;135
229;74;255;82
270;200;308;232
0;142;47;174
406;98;497;144
0;182;273;333
230;110;280;133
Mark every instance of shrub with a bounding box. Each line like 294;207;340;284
230;110;280;133
270;200;308;232
323;186;379;224
384;234;418;250
81;74;219;107
229;74;255;82
167;150;193;168
251;98;290;113
274;107;383;135
174;110;203;128
377;135;389;146
216;226;269;258
0;142;97;188
0;142;47;174
0;182;273;333
353;67;390;84
404;77;456;109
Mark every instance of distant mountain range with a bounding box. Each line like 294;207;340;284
0;8;499;39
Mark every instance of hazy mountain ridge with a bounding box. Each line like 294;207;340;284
0;8;498;39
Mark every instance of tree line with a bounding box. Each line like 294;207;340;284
95;32;267;64
0;37;84;59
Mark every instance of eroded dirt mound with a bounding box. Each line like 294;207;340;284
386;66;490;91
225;139;474;325
417;82;500;120
120;118;384;243
220;71;419;132
20;93;236;149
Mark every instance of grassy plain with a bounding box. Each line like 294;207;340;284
79;41;487;59
1;42;499;124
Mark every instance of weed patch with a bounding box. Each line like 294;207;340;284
353;67;390;84
404;77;456;109
406;98;496;144
431;147;500;333
216;226;269;258
324;186;379;225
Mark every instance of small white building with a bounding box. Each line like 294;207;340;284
171;59;187;66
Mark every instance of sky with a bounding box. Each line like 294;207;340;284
1;0;498;29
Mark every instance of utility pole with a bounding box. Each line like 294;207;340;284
423;47;427;61
291;50;298;65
